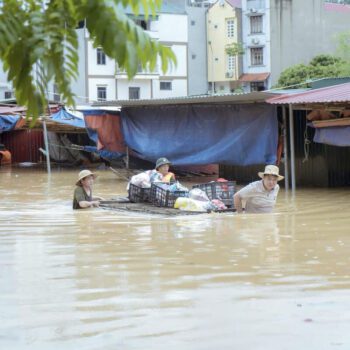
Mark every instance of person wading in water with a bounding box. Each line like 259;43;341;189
233;165;284;214
73;170;103;209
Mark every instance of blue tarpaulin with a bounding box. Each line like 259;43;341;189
51;109;86;128
0;115;20;133
51;109;98;143
121;104;278;166
314;126;350;147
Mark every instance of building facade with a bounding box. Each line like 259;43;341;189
85;2;188;103
240;0;271;92
207;0;243;94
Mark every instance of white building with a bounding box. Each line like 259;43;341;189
240;0;271;92
85;3;188;103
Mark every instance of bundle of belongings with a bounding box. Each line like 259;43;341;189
174;188;227;212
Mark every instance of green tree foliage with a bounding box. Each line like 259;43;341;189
0;0;176;120
225;42;244;57
277;53;350;88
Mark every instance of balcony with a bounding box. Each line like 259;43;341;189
115;64;159;78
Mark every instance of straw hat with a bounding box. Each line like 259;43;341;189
258;165;284;181
76;169;97;185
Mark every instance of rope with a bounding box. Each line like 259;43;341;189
303;124;311;163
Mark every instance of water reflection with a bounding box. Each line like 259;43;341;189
1;168;350;349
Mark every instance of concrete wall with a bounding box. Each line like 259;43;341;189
88;78;116;102
117;79;152;100
71;28;88;104
186;5;208;95
270;0;350;86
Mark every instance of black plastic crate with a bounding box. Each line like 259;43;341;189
150;183;189;207
192;181;236;208
128;183;151;203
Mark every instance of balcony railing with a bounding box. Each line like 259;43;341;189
116;64;159;75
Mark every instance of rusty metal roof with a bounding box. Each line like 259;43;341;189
92;91;277;108
267;82;350;105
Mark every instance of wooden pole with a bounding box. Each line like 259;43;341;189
43;120;51;174
282;106;289;191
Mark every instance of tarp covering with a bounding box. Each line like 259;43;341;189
83;110;126;154
121;104;278;166
0;115;21;133
314;126;350;147
51;109;85;128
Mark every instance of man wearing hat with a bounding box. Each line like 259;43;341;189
233;165;284;214
150;157;176;183
73;170;103;209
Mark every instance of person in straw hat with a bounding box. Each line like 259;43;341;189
233;165;284;214
73;170;103;209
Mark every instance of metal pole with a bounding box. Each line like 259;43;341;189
282;106;289;191
126;146;129;170
43;120;51;174
288;104;296;192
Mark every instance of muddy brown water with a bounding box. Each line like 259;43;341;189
1;167;350;350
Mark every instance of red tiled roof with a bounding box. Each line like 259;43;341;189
239;73;270;82
267;82;350;105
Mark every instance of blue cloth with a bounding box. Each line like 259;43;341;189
314;126;350;147
121;104;278;166
0;115;20;133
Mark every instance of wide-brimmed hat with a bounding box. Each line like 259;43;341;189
258;165;284;181
156;157;171;169
76;169;97;185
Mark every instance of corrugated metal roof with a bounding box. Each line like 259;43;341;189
267;82;350;105
92;91;277;108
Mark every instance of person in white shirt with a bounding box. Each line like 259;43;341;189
234;165;284;214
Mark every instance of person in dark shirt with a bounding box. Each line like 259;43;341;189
73;170;103;209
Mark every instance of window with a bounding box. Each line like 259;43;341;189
97;86;107;101
226;19;235;38
250;81;265;91
227;55;235;71
250;15;263;33
53;84;60;102
4;91;13;99
129;87;140;99
97;48;106;65
135;19;150;30
250;47;263;65
160;81;172;91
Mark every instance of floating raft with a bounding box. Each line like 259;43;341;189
100;199;235;216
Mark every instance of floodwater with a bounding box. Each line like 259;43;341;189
1;167;350;350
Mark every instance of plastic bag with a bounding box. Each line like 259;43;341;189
189;188;210;202
174;197;209;212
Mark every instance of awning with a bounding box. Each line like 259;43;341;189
239;73;270;82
